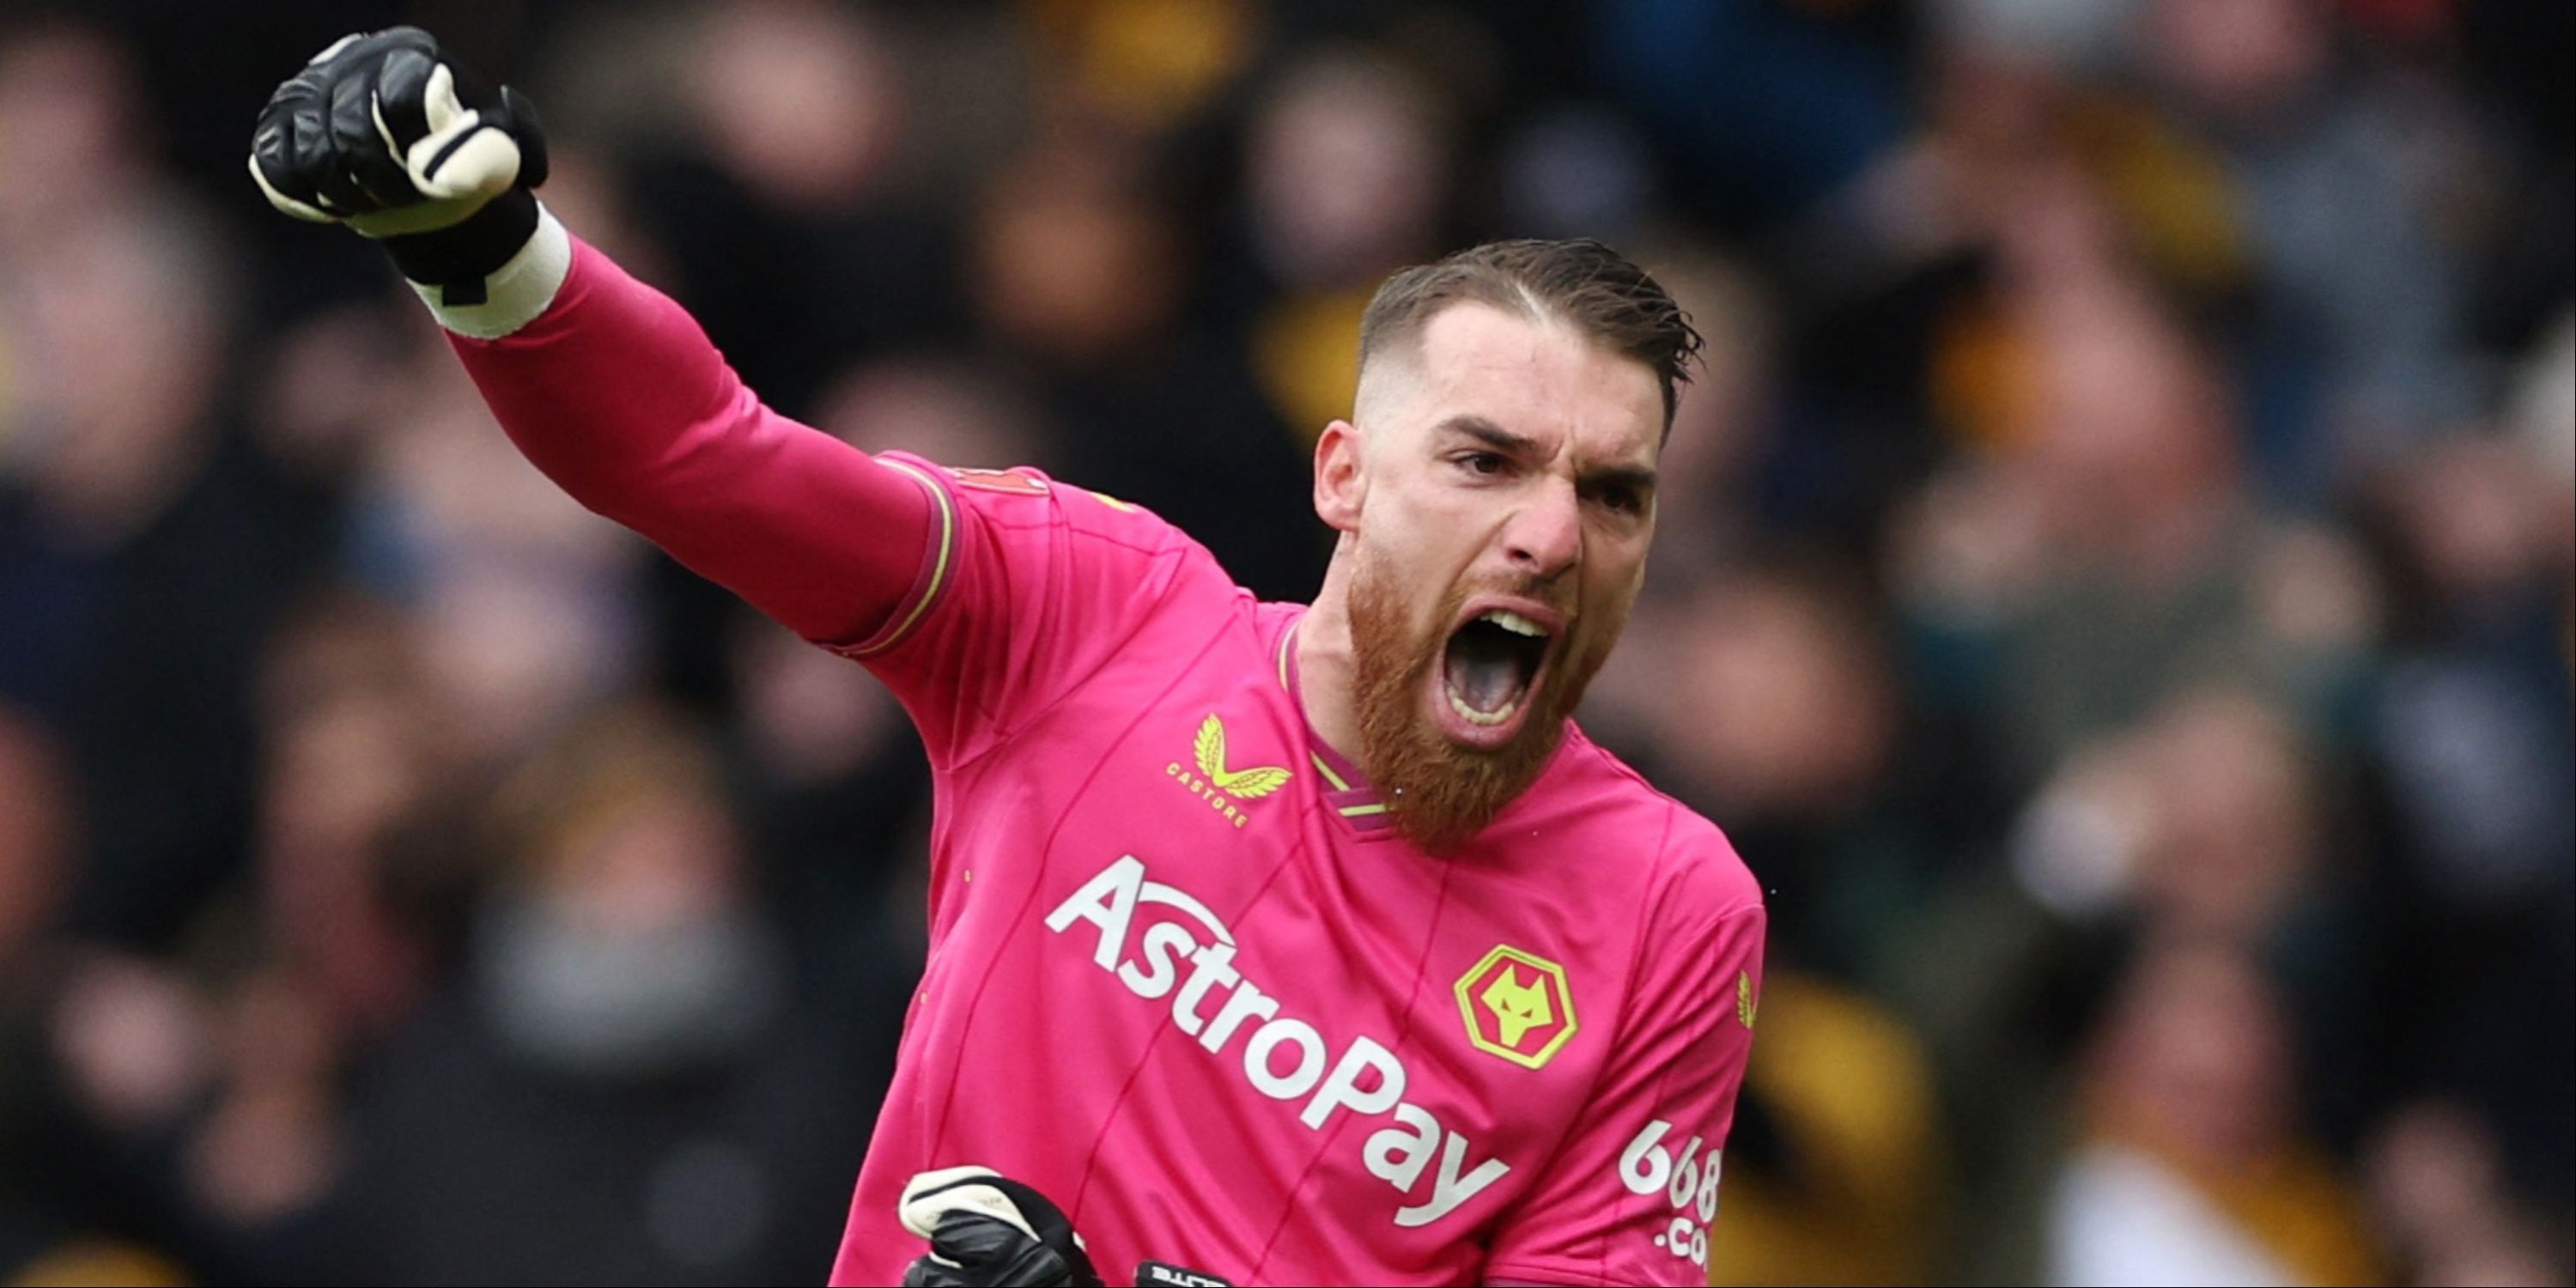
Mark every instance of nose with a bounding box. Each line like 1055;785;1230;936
1503;480;1582;580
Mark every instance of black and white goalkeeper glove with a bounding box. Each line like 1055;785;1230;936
249;27;549;306
900;1167;1104;1288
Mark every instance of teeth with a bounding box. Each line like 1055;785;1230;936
1478;609;1547;638
1446;686;1520;726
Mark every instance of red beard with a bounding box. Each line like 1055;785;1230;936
1344;550;1623;854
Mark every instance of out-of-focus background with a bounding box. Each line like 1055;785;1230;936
0;0;2567;1284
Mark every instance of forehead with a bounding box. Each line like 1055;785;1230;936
1381;302;1664;464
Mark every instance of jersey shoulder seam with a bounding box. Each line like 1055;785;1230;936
945;530;1242;775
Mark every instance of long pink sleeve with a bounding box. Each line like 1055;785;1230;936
445;238;931;647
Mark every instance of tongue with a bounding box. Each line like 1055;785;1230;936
1444;629;1526;714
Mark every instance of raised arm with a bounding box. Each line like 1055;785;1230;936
251;27;929;647
444;219;930;646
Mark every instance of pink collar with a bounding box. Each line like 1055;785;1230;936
1273;611;1395;833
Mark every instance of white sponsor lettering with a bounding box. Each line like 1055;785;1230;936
1396;1132;1515;1228
1300;1038;1406;1129
1244;1018;1327;1099
1048;854;1513;1227
1121;922;1195;999
1364;1104;1442;1192
1200;980;1277;1052
1619;1118;1676;1195
1619;1118;1724;1268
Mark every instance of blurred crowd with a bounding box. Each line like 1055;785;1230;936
1;0;2569;1284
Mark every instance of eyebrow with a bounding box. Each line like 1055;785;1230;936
1435;414;1660;495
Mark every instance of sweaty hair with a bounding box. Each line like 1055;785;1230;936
1358;239;1702;433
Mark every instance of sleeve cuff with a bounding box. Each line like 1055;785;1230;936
830;458;958;659
408;204;574;340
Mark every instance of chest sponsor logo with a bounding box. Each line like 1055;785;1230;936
1046;854;1511;1227
1454;945;1577;1070
1167;714;1291;829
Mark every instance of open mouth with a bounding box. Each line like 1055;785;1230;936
1441;608;1552;729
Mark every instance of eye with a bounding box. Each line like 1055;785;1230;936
1454;451;1509;477
1589;484;1646;516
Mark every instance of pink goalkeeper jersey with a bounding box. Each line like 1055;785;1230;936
826;461;1765;1286
445;235;1765;1287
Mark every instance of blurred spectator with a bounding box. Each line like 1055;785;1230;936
0;175;324;947
722;603;931;993
1892;227;2382;781
321;699;873;1285
2350;368;2576;1214
1644;568;1899;829
0;23;149;250
2366;434;2573;902
972;137;1184;369
618;0;961;421
1241;46;1455;441
2363;1100;2566;1288
1601;562;1946;992
343;334;650;769
2048;938;2383;1286
2012;686;2325;941
2136;0;2485;487
974;131;1325;601
251;590;466;1039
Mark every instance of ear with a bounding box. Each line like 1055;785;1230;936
1314;418;1365;534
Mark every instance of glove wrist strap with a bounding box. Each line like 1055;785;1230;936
380;187;540;306
403;200;571;340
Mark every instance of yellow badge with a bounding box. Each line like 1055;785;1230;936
1736;970;1759;1030
1455;945;1578;1070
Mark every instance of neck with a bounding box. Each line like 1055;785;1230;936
1298;554;1364;761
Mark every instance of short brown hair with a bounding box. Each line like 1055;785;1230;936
1358;239;1702;432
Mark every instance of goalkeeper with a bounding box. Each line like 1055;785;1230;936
252;29;1765;1287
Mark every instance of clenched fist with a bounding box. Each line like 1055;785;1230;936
250;27;548;302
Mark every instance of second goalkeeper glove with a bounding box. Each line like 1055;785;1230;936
899;1166;1104;1288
